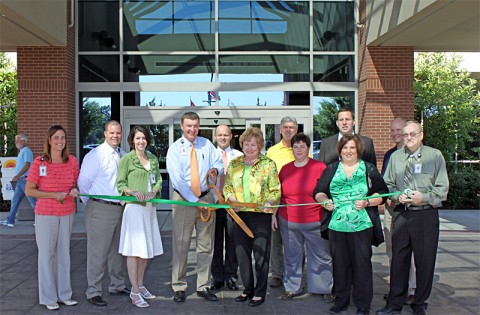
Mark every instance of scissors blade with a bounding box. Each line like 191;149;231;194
225;208;254;238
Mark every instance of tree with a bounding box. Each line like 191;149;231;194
81;99;110;145
0;53;17;157
414;53;480;162
313;97;353;139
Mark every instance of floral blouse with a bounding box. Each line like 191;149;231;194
223;154;280;213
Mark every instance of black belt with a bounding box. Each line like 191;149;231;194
405;205;433;211
91;198;121;206
174;189;210;198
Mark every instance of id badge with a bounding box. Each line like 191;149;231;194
40;165;47;176
414;163;422;174
150;173;156;184
180;147;187;156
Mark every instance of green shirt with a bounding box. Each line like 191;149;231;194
383;144;449;207
329;161;373;232
242;165;252;202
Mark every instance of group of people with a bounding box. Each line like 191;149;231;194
1;108;448;315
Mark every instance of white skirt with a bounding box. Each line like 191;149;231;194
119;202;163;259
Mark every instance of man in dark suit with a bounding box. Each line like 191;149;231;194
318;108;377;166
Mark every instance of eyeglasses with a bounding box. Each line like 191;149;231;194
402;132;422;138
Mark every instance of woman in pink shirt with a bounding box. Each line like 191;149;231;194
26;125;79;311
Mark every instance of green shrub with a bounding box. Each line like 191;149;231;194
445;163;480;209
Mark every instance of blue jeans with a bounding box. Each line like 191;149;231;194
6;177;36;224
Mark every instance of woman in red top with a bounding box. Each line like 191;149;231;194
26;125;79;311
273;133;333;301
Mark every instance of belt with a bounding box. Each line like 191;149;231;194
174;189;210;199
405;205;433;211
91;198;121;206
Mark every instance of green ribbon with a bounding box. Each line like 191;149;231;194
265;191;402;208
79;194;230;209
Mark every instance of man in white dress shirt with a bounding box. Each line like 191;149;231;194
210;125;243;291
78;120;129;307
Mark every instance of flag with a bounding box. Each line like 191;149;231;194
208;91;220;101
190;100;195;106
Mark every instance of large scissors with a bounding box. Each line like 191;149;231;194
199;174;255;238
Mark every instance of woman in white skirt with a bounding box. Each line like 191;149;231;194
117;126;163;308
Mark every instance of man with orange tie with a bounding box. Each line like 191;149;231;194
166;112;224;303
210;125;243;292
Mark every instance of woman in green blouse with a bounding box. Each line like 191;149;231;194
314;134;388;315
116;126;163;308
223;127;280;307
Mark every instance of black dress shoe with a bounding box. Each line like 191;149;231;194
109;287;131;296
357;308;370;315
196;287;218;301
375;305;402;315
329;304;348;314
226;279;239;291
248;297;265;307
88;296;107;307
410;304;428;315
235;294;252;302
173;291;186;303
210;281;224;290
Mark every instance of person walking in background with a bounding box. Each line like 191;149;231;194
318;108;376;166
1;134;36;228
78;120;130;307
224;127;280;307
116;126;163;308
25;125;79;311
210;125;243;292
166;112;224;303
275;133;333;302
266;116;298;288
314;134;388;315
377;121;449;315
381;118;416;304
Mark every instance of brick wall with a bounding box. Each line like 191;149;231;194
16;0;76;157
358;0;414;171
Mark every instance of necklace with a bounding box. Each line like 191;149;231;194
244;158;257;165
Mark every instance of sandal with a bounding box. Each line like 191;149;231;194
281;291;301;300
139;286;156;299
130;292;149;308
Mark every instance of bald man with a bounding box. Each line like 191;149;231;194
210;125;243;291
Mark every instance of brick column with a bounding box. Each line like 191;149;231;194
16;2;76;157
358;1;414;170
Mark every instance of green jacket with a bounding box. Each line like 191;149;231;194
116;150;162;205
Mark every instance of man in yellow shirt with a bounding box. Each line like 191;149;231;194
266;116;298;287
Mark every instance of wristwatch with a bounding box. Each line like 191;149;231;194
366;200;371;207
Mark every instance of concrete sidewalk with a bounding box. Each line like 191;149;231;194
0;208;479;314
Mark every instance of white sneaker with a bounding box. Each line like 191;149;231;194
46;303;60;310
59;299;78;306
0;220;14;228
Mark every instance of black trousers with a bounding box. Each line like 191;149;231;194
330;228;373;310
233;212;272;299
211;209;238;282
388;208;439;309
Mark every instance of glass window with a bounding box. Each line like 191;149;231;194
78;0;119;51
79;92;120;161
123;55;215;82
219;55;309;81
123;0;215;51
219;1;309;51
79;55;120;82
313;1;355;51
313;55;354;82
312;91;355;142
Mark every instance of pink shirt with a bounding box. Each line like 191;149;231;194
278;159;326;223
27;155;79;216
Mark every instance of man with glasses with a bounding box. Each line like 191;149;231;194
318;108;376;166
377;121;449;315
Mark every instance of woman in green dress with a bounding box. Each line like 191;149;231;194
314;134;388;315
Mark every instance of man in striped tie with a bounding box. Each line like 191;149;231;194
377;121;449;315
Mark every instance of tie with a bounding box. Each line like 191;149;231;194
190;143;201;197
220;150;228;189
113;148;121;166
403;154;415;190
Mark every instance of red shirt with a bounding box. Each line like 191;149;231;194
278;158;326;223
27;155;79;216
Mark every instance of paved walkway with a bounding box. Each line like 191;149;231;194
0;208;479;314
